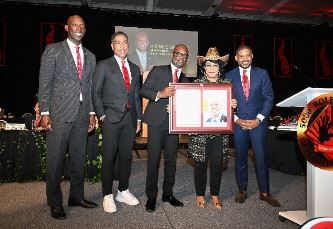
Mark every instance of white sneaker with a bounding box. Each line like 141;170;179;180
103;194;117;213
116;189;139;206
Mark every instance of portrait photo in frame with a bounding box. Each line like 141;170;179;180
233;35;254;66
40;23;66;55
169;83;233;134
315;40;333;79
0;20;6;67
274;38;292;77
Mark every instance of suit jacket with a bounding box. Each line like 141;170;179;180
225;66;274;120
141;65;191;126
38;40;96;122
128;51;158;72
91;56;142;127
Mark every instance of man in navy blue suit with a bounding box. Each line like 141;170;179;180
226;45;281;207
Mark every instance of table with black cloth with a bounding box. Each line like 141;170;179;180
0;129;101;183
267;129;306;175
0;130;40;182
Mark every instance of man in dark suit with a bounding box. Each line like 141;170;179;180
38;15;97;220
128;31;158;75
92;31;142;214
141;44;191;212
226;45;281;207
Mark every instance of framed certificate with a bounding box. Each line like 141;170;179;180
169;83;234;134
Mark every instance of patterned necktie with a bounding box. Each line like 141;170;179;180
242;69;249;100
76;46;83;80
173;68;179;83
121;60;131;91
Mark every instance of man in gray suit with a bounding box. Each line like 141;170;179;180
92;31;142;214
141;44;191;212
38;15;97;220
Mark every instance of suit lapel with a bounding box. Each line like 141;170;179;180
128;61;138;93
249;67;258;101
82;47;89;80
168;65;173;83
63;40;83;81
62;41;78;80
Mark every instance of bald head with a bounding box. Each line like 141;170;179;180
67;15;85;26
171;44;189;68
65;15;86;45
135;31;149;52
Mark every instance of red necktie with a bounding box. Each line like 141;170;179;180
76;46;83;80
242;70;249;100
121;60;131;91
173;69;179;83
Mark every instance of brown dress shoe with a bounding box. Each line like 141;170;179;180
260;193;281;207
235;191;247;203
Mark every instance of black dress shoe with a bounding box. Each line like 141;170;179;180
51;206;66;220
162;195;184;207
145;198;156;212
68;198;98;208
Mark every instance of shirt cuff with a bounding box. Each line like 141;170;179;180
257;114;265;122
155;92;160;102
100;115;106;121
41;111;49;115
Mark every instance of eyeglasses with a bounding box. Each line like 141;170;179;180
174;51;189;58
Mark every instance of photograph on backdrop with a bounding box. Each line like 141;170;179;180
115;26;198;78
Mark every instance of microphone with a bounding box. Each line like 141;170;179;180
293;65;318;87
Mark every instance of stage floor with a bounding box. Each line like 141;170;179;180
0;153;305;229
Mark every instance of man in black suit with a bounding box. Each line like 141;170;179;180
141;44;191;212
92;31;142;214
38;15;97;220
